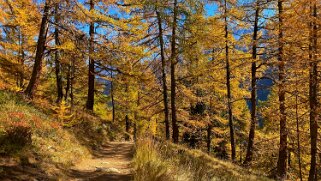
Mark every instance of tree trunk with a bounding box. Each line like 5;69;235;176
65;64;71;101
125;115;130;141
134;123;137;142
295;73;303;181
244;2;259;165
156;9;170;140
134;92;140;142
18;30;24;88
110;71;115;122
86;0;95;111
224;0;236;161
288;151;291;168
24;0;50;98
70;58;75;107
170;0;179;143
276;0;287;179
308;2;318;181
54;4;63;103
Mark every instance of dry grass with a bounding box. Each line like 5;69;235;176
0;90;132;179
133;138;174;181
0;90;91;176
133;138;272;181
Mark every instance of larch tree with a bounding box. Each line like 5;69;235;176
170;0;179;143
85;0;95;111
0;0;39;90
156;3;170;140
276;0;288;179
223;0;236;161
308;0;318;180
244;0;261;165
54;3;63;103
24;0;51;98
1;0;321;180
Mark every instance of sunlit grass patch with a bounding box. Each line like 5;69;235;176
133;137;272;181
133;138;174;181
0;90;90;168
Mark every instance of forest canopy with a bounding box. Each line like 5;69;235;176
0;0;320;180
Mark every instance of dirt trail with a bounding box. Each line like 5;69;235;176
67;141;134;181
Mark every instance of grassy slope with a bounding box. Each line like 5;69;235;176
133;138;272;181
0;90;110;179
0;90;271;180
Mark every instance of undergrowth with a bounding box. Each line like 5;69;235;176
133;137;272;181
133;138;174;181
0;90;127;179
0;91;90;171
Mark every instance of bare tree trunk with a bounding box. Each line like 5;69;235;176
308;2;318;181
70;58;75;107
295;72;303;181
110;71;115;122
170;0;179;143
224;0;236;161
156;9;170;140
65;64;71;101
276;0;287;179
18;30;24;88
134;122;137;142
125;115;130;141
125;84;130;141
288;151;291;167
244;1;259;165
24;0;50;98
134;92;140;142
86;0;95;111
54;4;63;103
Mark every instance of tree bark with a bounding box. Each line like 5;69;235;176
156;8;170;140
18;30;24;88
111;71;115;122
86;0;95;111
308;1;318;181
70;58;75;107
244;2;259;165
276;0;287;179
295;73;303;181
24;0;50;98
224;0;236;161
65;64;71;101
134;92;140;142
170;0;179;143
54;4;63;103
125;115;130;141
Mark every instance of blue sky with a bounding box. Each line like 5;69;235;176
205;3;219;16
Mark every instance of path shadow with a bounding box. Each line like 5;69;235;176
91;142;134;159
66;169;133;181
0;164;55;181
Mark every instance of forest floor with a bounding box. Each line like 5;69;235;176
0;90;134;180
0;141;134;181
0;91;271;181
66;141;134;181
